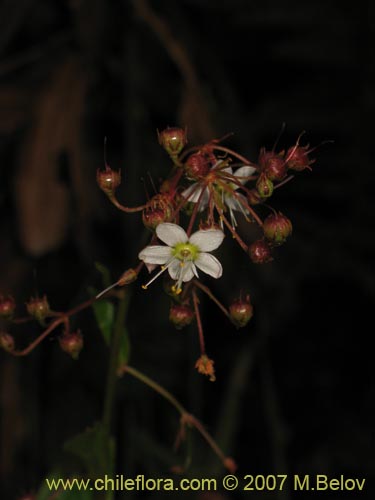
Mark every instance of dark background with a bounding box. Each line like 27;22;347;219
0;0;374;499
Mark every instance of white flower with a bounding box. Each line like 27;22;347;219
181;163;256;227
138;223;224;294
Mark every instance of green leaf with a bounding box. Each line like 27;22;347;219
91;299;130;370
64;422;115;478
92;300;115;345
94;262;112;288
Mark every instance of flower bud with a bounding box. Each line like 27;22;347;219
17;495;36;500
195;354;216;382
247;188;263;206
0;295;16;318
169;304;194;330
142;194;174;231
199;220;221;231
184;152;210;180
263;212;292;246
256;173;274;198
96;165;121;195
286;145;312;171
59;331;83;360
259;149;287;181
249;239;273;264
118;268;138;286
229;295;253;328
26;296;50;322
158;127;187;157
0;331;15;352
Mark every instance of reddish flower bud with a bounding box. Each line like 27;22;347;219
198;220;221;231
247;188;263;206
229;295;253;328
142;194;174;231
259;149;287;181
96;165;121;195
17;495;36;500
158;127;187;157
0;295;16;318
118;268;138;286
249;239;273;264
286;145;312;171
256;173;274;198
169;304;195;330
59;331;83;360
195;354;216;382
184;152;210;180
0;331;15;352
26;296;50;322
263;212;292;246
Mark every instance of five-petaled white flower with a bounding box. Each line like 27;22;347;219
139;223;224;294
182;163;256;227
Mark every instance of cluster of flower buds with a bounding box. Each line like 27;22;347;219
122;127;314;379
1;126;314;382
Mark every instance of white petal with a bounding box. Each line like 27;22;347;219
233;165;256;184
182;185;210;211
156;223;188;246
221;166;233;175
138;245;171;264
190;229;225;252
145;262;157;273
167;259;193;282
224;193;248;213
181;183;203;203
195;253;223;279
168;259;182;280
182;262;195;282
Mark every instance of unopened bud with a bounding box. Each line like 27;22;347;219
0;331;15;352
169;304;194;329
118;268;137;286
158;127;187;157
286;145;312;171
229;295;253;328
26;296;50;322
184;152;210;180
259;149;287;181
142;194;174;231
249;239;273;264
59;331;83;360
263;212;292;246
256;173;274;198
247;188;263;206
97;165;121;195
0;295;16;318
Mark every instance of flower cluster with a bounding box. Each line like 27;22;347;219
97;126;314;381
1;127;315;383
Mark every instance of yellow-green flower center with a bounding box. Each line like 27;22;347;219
172;242;199;261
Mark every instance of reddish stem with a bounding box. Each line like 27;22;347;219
192;289;205;355
108;195;146;213
193;281;230;319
